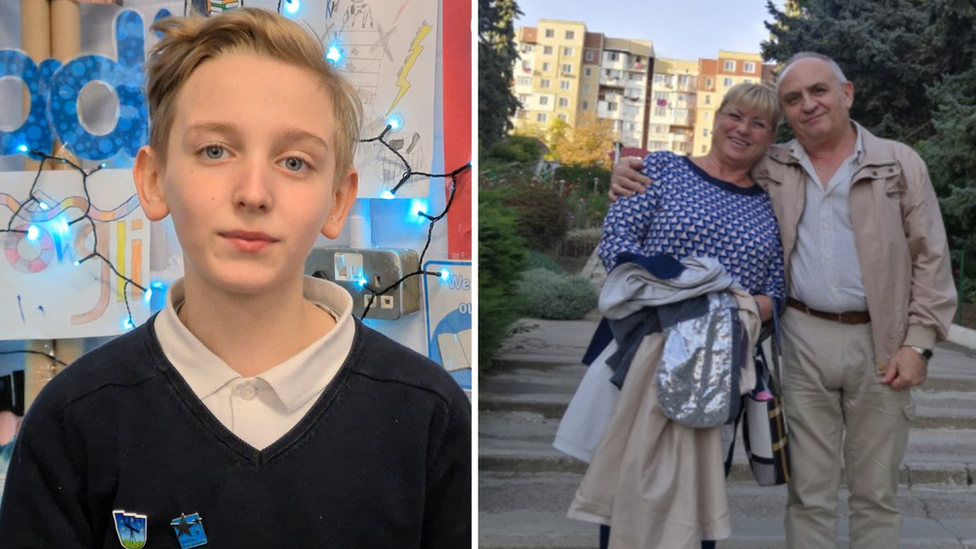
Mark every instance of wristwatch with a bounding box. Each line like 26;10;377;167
907;345;933;363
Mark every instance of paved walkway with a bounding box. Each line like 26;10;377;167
479;253;976;548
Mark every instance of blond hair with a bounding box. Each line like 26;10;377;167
146;8;362;177
718;82;782;129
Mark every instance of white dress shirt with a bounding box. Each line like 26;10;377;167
789;126;868;313
154;276;355;450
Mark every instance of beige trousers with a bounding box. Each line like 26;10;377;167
781;307;915;549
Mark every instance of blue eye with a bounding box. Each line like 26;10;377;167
283;157;307;171
204;145;224;159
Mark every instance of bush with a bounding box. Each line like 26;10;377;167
484;135;544;164
502;184;571;252
516;268;599;320
527;250;566;274
479;187;529;370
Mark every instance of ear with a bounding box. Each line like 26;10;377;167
320;167;359;239
133;146;171;221
843;80;854;109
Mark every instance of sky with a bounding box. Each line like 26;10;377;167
516;0;788;62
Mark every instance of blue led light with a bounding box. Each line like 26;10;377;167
356;275;367;288
151;281;166;289
387;113;404;131
440;268;450;280
99;163;107;169
380;190;395;199
144;288;153;303
54;217;70;236
16;144;28;153
74;260;81;266
26;225;39;241
326;45;342;63
284;0;300;14
123;318;134;330
38;202;49;211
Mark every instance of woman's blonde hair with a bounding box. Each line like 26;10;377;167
146;8;362;177
717;82;782;129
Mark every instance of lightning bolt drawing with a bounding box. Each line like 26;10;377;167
387;23;433;117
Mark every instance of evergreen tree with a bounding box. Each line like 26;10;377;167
479;0;522;146
762;0;935;142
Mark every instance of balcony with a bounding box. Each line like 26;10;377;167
597;101;623;120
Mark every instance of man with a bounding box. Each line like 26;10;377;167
611;52;957;548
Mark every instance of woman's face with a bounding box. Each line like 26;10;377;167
711;103;776;168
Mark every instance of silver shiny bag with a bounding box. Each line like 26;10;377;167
656;292;741;428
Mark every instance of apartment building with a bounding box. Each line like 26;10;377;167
646;58;698;154
692;51;772;156
513;20;774;157
514;20;652;149
512;20;586;129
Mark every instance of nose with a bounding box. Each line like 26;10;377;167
800;92;817;112
233;160;273;213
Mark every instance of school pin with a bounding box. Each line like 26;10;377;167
112;510;148;549
170;512;208;548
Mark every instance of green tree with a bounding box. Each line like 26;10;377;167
479;0;522;146
762;0;936;142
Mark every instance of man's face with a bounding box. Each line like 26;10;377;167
134;53;356;297
777;57;854;146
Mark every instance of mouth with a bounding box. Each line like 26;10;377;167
221;230;278;252
803;112;824;124
728;137;750;148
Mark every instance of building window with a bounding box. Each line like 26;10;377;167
679;75;690;85
704;111;710;120
627;122;635;131
517;77;531;86
537;113;547;122
542;62;551;72
563;47;573;56
565;30;575;39
585;67;592;77
743;79;753;84
724;60;736;71
702;145;707;153
520;44;533;53
608;52;619;61
539;96;549;105
521;61;531;73
654;107;666;117
607;102;618;111
558;113;568;122
543;45;553;55
560;80;571;90
675;108;688;119
582;100;589;110
653;91;668;101
723;77;734;87
705;78;714;89
744;62;756;73
518;94;528;103
585;50;594;62
582;84;590;93
702;129;709;137
540;79;551;88
705;95;712;105
558;97;569;107
654;74;667;84
561;64;573;74
544;28;554;38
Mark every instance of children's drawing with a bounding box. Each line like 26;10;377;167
0;169;151;340
316;0;438;198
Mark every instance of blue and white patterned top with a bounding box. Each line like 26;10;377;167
599;152;785;301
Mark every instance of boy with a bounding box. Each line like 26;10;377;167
0;8;470;548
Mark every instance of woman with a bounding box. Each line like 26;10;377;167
555;83;785;549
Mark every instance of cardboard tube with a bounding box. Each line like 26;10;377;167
23;340;54;411
51;0;81;63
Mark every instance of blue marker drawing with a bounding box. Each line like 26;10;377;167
38;305;45;317
17;295;25;322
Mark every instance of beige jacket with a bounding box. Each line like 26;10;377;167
752;123;957;366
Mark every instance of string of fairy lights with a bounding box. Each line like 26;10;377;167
0;125;470;364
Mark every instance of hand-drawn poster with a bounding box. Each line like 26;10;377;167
423;260;471;394
293;0;438;198
0;169;151;340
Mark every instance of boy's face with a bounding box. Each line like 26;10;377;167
134;53;357;296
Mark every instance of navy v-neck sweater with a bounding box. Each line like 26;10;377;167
0;316;471;548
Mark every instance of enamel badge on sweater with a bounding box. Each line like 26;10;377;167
170;512;208;548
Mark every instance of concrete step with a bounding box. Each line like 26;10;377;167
479;472;976;549
478;409;976;487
